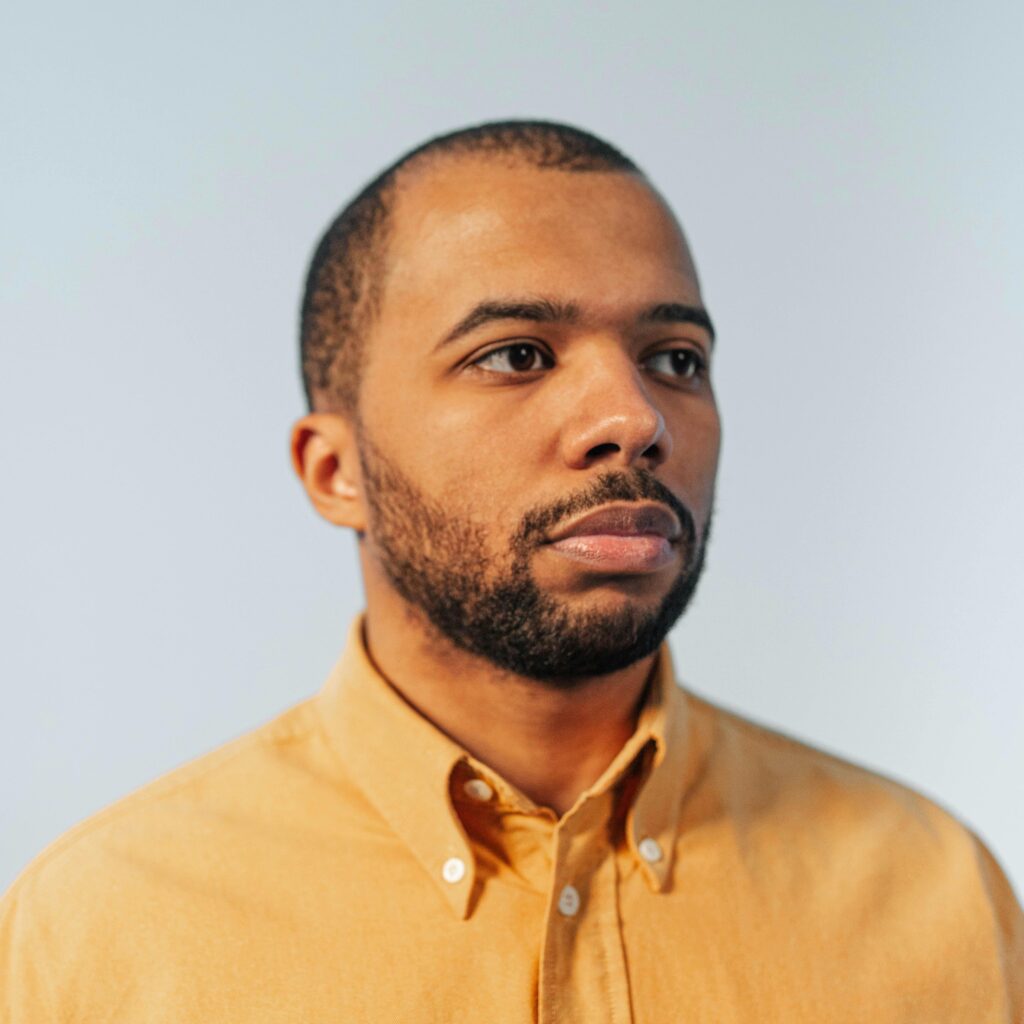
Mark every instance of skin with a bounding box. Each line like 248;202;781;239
291;156;721;817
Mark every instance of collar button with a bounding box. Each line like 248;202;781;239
441;857;466;884
638;836;663;863
463;778;494;802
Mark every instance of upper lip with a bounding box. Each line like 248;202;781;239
545;502;682;543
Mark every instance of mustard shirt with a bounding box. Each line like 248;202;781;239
2;614;1021;1022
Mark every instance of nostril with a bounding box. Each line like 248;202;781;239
586;442;620;459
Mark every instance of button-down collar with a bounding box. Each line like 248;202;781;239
315;614;695;918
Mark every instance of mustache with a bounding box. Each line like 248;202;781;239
513;469;697;551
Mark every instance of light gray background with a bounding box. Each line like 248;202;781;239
2;0;1021;894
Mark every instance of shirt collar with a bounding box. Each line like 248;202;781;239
315;613;694;919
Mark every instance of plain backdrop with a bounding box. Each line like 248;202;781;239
2;0;1021;894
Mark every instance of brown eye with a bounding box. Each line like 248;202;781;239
645;348;705;380
474;343;551;374
507;344;540;371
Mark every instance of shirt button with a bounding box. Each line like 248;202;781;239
463;778;494;802
441;857;466;884
638;837;663;863
557;884;581;917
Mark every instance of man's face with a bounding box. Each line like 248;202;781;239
354;158;721;685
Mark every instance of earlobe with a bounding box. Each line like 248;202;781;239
289;414;367;531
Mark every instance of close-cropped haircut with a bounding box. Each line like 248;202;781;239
299;120;642;414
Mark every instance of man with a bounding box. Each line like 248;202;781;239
2;121;1021;1021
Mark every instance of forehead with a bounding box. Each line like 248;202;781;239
377;157;701;326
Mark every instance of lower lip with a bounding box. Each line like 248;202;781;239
546;534;675;573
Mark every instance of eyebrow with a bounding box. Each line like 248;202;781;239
434;296;715;351
640;302;716;341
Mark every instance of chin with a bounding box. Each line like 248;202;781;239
557;577;675;606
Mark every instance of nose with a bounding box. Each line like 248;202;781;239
559;345;672;471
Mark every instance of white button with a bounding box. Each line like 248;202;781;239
638;837;663;863
441;857;466;884
463;778;494;802
557;884;581;917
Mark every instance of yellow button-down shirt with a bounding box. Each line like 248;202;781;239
2;614;1021;1021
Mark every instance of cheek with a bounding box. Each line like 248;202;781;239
377;412;541;543
670;404;721;512
695;405;722;476
359;357;559;543
410;393;553;488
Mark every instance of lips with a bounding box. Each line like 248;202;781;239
544;502;682;544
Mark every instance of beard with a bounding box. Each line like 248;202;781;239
356;425;711;688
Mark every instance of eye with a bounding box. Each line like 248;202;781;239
644;348;706;380
471;342;553;374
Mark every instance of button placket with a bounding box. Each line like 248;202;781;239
546;809;588;930
548;798;602;925
539;793;628;1024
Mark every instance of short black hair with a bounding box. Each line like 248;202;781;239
299;120;642;414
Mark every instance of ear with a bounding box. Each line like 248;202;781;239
289;413;367;533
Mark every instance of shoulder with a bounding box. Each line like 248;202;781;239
0;697;326;1011
684;686;970;841
6;695;322;889
677;684;1017;902
684;696;1019;937
680;687;1023;994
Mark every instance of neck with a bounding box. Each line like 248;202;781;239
360;588;656;819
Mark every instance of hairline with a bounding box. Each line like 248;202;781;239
302;124;648;415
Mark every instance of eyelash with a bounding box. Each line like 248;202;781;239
469;342;708;381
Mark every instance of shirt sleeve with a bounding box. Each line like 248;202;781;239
971;830;1024;1021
